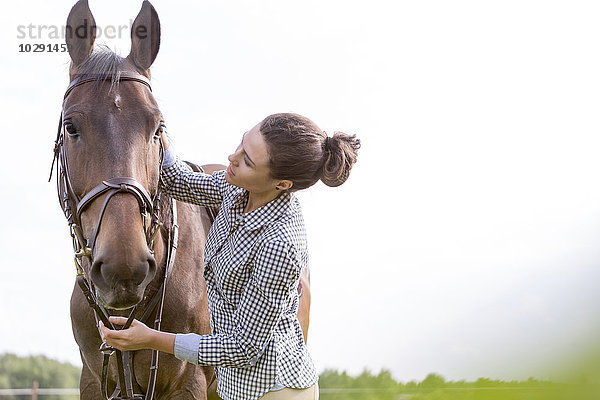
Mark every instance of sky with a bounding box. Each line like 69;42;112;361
1;0;600;384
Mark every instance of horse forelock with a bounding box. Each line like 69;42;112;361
70;45;145;92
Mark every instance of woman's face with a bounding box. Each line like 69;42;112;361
225;123;281;194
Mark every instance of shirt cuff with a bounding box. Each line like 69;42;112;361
174;333;202;365
162;146;177;168
270;381;286;391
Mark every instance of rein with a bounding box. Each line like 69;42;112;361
49;72;178;400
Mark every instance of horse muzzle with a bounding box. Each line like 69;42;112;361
91;246;157;310
74;179;160;310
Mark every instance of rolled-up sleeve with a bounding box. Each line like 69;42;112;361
174;333;203;365
159;148;227;207
178;240;300;368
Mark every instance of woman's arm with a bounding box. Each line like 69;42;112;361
158;132;227;207
202;164;227;174
98;317;175;354
297;267;311;343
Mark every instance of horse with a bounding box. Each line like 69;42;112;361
53;1;216;398
53;1;311;399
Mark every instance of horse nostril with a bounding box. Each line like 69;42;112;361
143;255;157;285
88;249;157;297
147;255;157;275
127;261;148;286
90;258;106;288
126;252;156;286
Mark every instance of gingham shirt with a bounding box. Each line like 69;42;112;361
159;149;317;400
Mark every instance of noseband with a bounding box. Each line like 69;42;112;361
49;72;178;400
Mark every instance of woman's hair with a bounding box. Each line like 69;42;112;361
260;113;361;192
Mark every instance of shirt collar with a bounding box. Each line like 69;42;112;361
230;190;293;232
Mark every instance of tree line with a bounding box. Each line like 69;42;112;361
318;370;593;400
319;368;553;390
0;353;79;400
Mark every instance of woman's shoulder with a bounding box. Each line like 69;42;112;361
261;198;307;252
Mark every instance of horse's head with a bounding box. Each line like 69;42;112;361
62;0;163;310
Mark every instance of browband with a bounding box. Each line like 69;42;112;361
63;72;152;100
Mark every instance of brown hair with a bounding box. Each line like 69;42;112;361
260;113;361;192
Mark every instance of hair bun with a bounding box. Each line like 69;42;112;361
320;132;361;187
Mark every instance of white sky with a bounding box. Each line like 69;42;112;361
1;0;600;383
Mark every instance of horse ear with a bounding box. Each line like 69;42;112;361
66;0;96;67
128;0;161;71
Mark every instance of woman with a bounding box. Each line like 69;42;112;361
100;113;360;400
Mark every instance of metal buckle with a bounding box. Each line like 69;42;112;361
99;342;116;356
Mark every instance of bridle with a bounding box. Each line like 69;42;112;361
51;73;164;261
49;72;179;400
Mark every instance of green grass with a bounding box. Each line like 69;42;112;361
320;385;600;400
318;369;600;400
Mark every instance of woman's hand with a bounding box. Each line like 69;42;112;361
99;317;155;351
98;316;176;354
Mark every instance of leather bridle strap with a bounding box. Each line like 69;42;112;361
63;72;152;99
78;178;153;217
76;177;155;252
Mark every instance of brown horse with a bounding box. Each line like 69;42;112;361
61;1;215;398
58;1;311;399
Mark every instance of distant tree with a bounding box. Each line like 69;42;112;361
0;353;80;400
375;369;398;389
405;380;418;390
319;368;354;388
0;373;10;389
419;373;446;388
319;367;404;394
527;377;542;386
354;368;375;388
474;377;494;387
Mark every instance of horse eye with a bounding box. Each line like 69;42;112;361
64;122;78;136
154;124;165;139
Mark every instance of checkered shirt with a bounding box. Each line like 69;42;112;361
159;155;318;400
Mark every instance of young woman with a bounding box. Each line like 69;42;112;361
99;113;360;400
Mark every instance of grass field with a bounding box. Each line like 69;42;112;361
319;384;600;400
